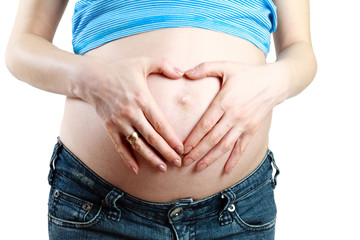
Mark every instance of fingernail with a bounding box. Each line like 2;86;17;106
175;146;184;155
174;158;182;167
183;157;194;166
132;166;138;175
175;68;184;75
159;164;167;173
186;68;197;75
184;145;193;154
197;163;208;172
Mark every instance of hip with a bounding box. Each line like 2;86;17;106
48;138;279;239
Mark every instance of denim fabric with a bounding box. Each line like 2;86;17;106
48;138;280;240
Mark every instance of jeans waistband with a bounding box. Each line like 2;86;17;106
48;138;279;224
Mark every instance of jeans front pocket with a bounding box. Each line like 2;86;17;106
232;178;277;231
48;186;103;229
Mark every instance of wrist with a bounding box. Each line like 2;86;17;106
266;61;293;105
71;56;105;102
271;42;317;101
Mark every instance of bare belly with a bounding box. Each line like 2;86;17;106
60;28;272;202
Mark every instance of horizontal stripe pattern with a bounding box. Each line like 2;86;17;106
72;0;277;55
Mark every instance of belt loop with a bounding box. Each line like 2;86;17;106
48;137;63;185
218;188;236;226
104;189;124;222
269;151;280;188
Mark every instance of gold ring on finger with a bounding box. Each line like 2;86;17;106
126;131;140;145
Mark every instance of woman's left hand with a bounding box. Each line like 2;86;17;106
182;61;288;174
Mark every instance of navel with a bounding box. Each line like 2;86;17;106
177;94;192;106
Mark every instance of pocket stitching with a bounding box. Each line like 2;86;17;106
232;179;276;231
235;177;272;202
49;206;103;229
49;188;103;228
55;170;101;199
234;213;276;231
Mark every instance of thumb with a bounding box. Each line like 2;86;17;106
145;58;184;79
184;61;227;80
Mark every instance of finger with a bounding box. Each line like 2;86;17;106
183;96;226;155
224;133;253;174
183;114;232;166
240;132;253;153
110;119;169;173
106;123;139;174
132;111;182;167
224;138;242;175
128;136;168;173
118;136;140;174
143;94;184;155
145;58;184;79
195;127;239;172
184;61;228;80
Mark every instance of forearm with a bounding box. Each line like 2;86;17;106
5;33;93;98
273;41;317;103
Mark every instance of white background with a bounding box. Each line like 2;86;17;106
0;1;359;239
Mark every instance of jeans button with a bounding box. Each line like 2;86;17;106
227;204;236;212
54;190;60;198
82;203;92;212
170;207;183;218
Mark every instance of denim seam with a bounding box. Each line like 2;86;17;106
189;220;196;240
271;158;280;188
59;139;119;192
53;170;103;200
120;204;166;224
123;194;194;207
122;202;221;224
180;209;221;222
186;210;220;221
54;188;93;204
48;205;103;229
233;214;276;232
48;140;63;185
58;138;273;210
233;177;273;203
228;149;271;192
52;188;95;214
232;178;277;231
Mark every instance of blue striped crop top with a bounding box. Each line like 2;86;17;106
72;0;277;55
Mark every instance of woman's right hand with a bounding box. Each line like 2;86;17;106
74;57;185;174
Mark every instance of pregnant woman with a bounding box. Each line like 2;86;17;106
6;0;316;239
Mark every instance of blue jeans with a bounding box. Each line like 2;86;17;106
48;139;280;240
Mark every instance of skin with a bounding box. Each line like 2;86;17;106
6;0;316;178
